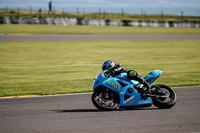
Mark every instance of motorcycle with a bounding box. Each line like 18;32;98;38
92;70;177;111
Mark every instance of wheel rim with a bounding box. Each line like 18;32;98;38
157;87;175;103
94;91;117;108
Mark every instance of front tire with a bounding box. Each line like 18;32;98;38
152;84;177;109
91;88;119;111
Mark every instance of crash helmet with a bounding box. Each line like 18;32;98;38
102;60;115;72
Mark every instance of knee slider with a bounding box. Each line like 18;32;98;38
127;70;137;79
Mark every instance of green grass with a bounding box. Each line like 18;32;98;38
0;24;200;35
0;40;200;97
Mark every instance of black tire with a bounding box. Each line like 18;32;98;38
152;84;177;109
91;88;119;111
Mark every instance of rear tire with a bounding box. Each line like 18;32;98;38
92;88;119;111
152;84;177;109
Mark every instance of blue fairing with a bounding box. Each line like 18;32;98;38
144;70;163;84
92;70;162;107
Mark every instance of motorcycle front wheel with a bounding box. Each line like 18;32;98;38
91;88;119;111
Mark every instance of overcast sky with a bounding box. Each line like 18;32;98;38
1;0;200;8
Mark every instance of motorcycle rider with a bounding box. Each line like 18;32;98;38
102;60;163;95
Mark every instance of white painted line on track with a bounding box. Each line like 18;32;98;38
173;86;200;89
36;92;93;98
0;86;199;100
0;92;93;99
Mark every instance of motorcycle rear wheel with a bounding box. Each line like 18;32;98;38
92;88;119;111
151;84;177;109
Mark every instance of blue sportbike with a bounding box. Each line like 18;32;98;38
92;70;177;111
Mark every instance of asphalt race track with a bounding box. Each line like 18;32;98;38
0;86;200;133
0;34;200;41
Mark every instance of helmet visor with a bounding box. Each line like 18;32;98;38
107;63;115;73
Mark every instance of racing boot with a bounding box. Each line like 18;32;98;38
139;83;151;99
142;81;151;94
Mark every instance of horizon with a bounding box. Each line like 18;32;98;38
1;0;200;8
0;0;200;16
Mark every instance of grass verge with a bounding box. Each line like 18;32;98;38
0;24;200;35
0;40;200;97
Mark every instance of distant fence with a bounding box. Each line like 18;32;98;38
0;17;200;28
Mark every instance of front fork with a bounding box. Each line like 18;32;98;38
104;89;109;99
